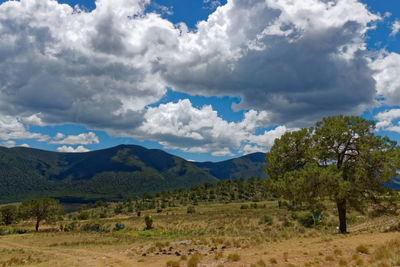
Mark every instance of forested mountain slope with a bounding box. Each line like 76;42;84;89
0;145;266;203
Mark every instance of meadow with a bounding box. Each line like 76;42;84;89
0;199;399;267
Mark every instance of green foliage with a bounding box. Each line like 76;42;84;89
114;203;124;214
187;206;196;214
60;222;77;232
19;198;64;231
94;200;104;208
144;215;153;230
0;145;218;203
114;223;125;231
81;222;109;232
0;205;18;226
77;211;89;220
265;115;400;233
297;212;315;228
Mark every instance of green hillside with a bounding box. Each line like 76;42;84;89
194;152;267;180
0;145;218;203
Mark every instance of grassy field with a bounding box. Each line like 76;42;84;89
0;201;399;266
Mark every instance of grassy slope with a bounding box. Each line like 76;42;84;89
0;200;399;266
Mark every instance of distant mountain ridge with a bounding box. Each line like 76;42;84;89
193;152;267;180
0;145;267;203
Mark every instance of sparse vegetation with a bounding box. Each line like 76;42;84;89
144;214;153;230
356;244;370;254
227;253;241;261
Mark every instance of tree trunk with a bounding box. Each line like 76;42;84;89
337;199;347;234
35;219;40;232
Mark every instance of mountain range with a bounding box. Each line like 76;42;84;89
0;145;266;203
1;144;398;204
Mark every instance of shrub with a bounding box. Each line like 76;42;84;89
187;206;196;214
240;204;249;209
114;223;125;231
297;212;315;228
166;260;180;267
0;205;18;225
94;200;104;208
259;215;274;225
356;244;369;254
60;222;77;232
371;238;400;265
227;253;241;262
269;257;278;264
334;248;343;256
325;255;335;261
77;211;90;220
256;259;267;266
144;215;153;230
250;203;258;209
114;203;124;214
187;253;200;267
81;222;109;232
180;255;187;261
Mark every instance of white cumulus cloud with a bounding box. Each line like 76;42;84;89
0;116;49;142
57;145;90;153
1;0;399;156
50;132;99;145
137;99;291;156
375;109;400;133
370;52;400;106
390;20;400;37
161;0;381;126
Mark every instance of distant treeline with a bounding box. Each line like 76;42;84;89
75;177;274;215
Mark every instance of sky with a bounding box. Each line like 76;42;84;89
0;0;400;162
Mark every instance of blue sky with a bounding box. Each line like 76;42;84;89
0;0;400;162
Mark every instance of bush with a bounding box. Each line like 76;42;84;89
187;206;196;214
166;260;180;267
250;203;258;209
0;205;18;225
356;244;369;254
187;253;200;267
114;223;125;231
297;212;315;228
144;215;153;230
114;203;124;214
61;222;77;232
94;200;104;208
99;211;107;218
240;204;249;209
227;253;241;262
81;222;109;232
77;211;90;220
259;215;274;225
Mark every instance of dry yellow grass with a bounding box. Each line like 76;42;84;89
0;200;398;266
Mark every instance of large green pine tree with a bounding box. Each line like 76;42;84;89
265;115;400;233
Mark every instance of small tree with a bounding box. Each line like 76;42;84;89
265;115;400;233
0;205;18;225
19;198;64;231
144;214;153;230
